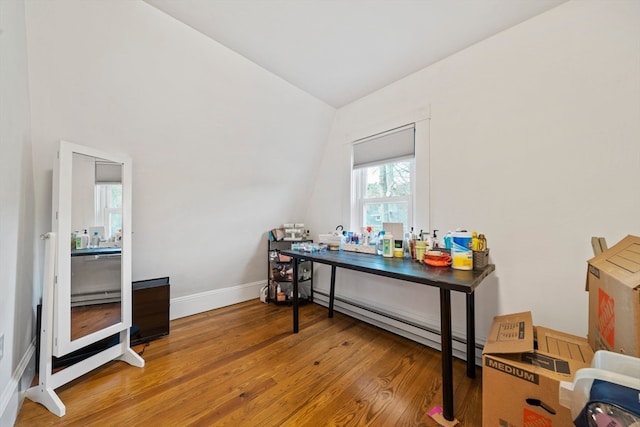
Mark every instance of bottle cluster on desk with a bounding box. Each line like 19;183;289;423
327;225;489;270
71;229;122;250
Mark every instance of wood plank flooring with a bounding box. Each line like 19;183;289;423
70;302;120;341
16;300;483;426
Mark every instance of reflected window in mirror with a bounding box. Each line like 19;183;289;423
95;183;122;239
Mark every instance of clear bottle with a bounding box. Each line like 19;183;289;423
376;230;386;255
91;231;100;248
404;233;411;258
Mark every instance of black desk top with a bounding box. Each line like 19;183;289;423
280;249;495;293
71;247;121;257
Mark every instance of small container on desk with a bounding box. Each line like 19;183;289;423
342;243;377;255
473;249;490;270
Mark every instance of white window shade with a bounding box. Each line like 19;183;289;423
353;124;415;169
95;162;122;183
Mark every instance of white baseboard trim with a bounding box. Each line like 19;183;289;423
170;281;265;320
0;340;36;427
313;292;484;366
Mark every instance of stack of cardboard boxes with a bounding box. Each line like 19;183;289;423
482;235;640;426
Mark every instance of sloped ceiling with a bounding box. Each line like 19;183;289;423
144;0;568;108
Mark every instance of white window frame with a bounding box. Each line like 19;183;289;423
349;115;430;237
95;183;122;238
353;160;415;235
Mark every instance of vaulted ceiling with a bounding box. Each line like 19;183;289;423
144;0;568;108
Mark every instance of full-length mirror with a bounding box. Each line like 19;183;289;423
53;141;132;356
70;153;122;340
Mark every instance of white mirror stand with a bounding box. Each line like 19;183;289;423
26;142;144;416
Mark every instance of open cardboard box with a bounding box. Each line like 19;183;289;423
586;234;640;357
482;311;594;427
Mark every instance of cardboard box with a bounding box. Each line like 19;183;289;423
586;234;640;357
482;312;594;427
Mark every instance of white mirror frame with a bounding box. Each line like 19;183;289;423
54;141;132;355
26;141;143;417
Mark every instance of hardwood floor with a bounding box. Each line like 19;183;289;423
70;302;120;341
17;300;483;426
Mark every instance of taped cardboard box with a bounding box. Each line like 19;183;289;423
586;234;640;357
482;311;594;427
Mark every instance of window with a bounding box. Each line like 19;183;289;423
352;124;415;235
95;183;122;238
94;161;123;238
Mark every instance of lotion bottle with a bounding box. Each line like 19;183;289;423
79;229;89;249
382;233;394;258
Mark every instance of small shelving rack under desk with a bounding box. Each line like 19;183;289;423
267;239;313;305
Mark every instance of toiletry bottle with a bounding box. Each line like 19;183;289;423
376;230;385;255
382;233;393;258
91;231;100;248
478;234;487;251
80;229;89;249
443;231;453;249
404;233;411;258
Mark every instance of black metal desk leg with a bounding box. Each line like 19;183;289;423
328;265;336;318
440;288;454;422
293;257;299;333
466;292;476;378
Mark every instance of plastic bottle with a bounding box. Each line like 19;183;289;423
478;234;487;251
91;231;100;248
404;233;411;258
471;231;479;251
432;230;440;248
376;230;386;255
443;231;453;249
77;229;89;249
382;233;394;258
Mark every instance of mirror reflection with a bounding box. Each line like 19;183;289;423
70;152;123;341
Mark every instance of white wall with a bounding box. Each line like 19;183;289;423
306;0;640;342
25;0;335;315
0;1;38;424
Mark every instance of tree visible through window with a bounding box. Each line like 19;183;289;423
355;160;414;235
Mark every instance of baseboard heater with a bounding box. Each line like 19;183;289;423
71;290;121;307
312;290;483;366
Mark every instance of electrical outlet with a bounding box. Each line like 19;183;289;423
0;333;4;361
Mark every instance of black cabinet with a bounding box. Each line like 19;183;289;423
267;239;313;304
131;277;170;345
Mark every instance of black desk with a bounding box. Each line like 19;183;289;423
281;249;495;422
71;247;121;257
